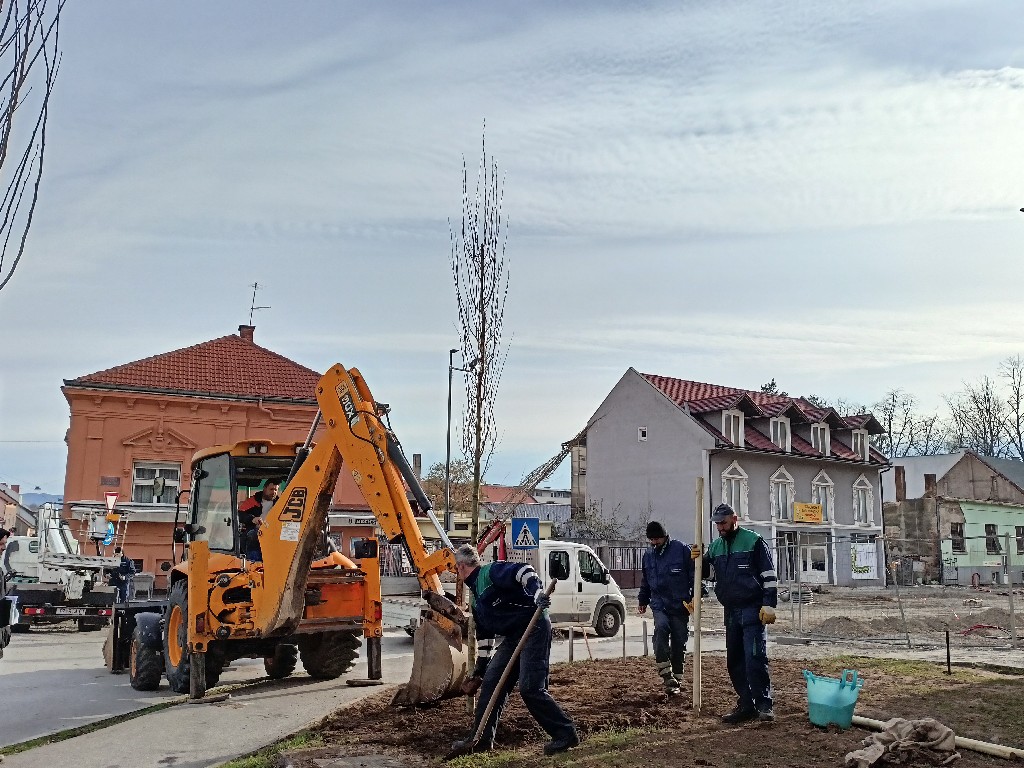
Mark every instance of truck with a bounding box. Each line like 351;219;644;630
106;364;468;705
2;503;117;631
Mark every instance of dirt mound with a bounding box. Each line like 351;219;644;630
294;655;1022;767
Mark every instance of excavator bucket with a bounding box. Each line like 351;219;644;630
393;607;469;706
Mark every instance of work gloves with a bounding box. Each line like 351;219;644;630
534;591;551;610
683;600;694;615
759;606;777;625
461;675;483;696
690;545;702;560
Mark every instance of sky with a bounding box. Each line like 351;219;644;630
1;0;1024;495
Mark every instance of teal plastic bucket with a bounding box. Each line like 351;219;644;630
803;669;863;729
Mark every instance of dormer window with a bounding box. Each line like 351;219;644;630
852;429;869;461
811;423;830;456
723;410;744;447
770;417;791;452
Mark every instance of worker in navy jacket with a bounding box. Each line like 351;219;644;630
696;503;779;723
450;544;578;757
637;521;695;694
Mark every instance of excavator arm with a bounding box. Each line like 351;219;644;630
250;364;467;703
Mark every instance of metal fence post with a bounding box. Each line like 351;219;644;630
642;619;649;656
1005;532;1017;647
568;627;574;663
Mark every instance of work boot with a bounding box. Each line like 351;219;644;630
543;731;580;756
663;676;681;695
721;705;757;724
756;708;776;722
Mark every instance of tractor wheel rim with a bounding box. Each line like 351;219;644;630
167;604;184;668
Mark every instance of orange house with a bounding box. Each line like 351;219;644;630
61;326;376;590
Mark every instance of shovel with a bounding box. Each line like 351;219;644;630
455;578;559;755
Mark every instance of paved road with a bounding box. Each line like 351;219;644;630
0;622;417;748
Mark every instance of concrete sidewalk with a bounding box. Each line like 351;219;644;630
1;651;417;768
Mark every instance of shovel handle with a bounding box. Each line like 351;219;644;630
470;578;558;747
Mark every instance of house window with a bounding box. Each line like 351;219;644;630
721;461;748;518
811;423;830;456
770;466;794;521
811;470;834;522
1016;526;1024;556
852;429;869;461
852;475;873;525
723;410;745;447
638;427;648;442
985;524;1002;555
132;461;181;505
951;523;966;553
770;417;791;452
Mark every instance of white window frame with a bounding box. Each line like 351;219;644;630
721;461;749;518
811;470;834;522
770;466;794;521
852;429;869;461
811;423;830;456
132;461;181;505
770;417;791;452
723;410;745;447
853;474;873;525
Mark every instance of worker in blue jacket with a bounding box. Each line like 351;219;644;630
637;520;695;695
450;544;578;757
696;503;778;723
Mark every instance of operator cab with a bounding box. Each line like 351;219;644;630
174;441;304;558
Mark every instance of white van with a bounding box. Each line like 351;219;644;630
501;540;627;637
383;539;627;638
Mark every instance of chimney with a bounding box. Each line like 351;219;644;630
238;325;255;343
413;453;422;480
894;466;906;502
11;484;19;495
924;473;937;498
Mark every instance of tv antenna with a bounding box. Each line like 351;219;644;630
249;282;271;324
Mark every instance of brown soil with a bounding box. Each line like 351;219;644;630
285;655;1024;768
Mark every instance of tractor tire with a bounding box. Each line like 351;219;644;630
162;580;224;694
264;643;298;679
595;604;622;638
130;625;163;691
298;630;361;679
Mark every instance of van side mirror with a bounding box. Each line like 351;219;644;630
172;528;186;544
601;568;610;585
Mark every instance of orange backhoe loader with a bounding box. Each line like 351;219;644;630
106;364;468;704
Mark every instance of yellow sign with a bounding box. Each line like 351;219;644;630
793;503;823;523
105;513;121;522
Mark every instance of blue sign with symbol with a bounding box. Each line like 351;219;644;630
102;522;115;546
512;518;539;550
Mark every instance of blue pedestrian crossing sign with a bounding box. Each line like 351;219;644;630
512;518;540;550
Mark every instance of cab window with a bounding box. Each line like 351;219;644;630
192;453;235;552
548;550;570;581
578;550;604;583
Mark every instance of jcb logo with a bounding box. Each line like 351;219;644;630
278;488;307;522
337;385;359;425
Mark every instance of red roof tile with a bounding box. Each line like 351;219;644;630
64;330;320;403
639;370;886;465
481;484;537;504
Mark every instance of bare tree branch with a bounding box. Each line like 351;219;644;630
0;0;62;294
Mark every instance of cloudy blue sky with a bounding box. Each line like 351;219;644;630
1;1;1023;494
